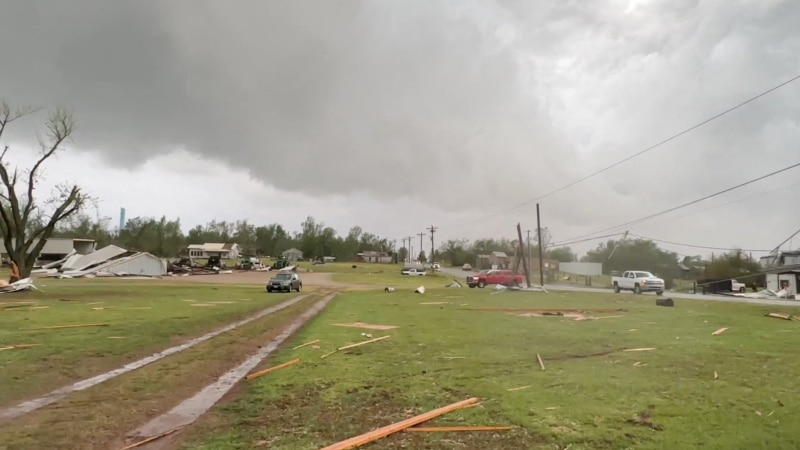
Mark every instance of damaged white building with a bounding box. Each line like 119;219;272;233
34;243;167;278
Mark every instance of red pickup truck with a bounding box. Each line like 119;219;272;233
467;269;525;288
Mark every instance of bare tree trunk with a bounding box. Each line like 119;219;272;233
0;101;88;280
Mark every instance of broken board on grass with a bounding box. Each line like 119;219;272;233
332;322;398;330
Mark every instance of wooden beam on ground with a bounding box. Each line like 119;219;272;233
245;358;300;380
320;397;479;450
292;339;320;350
536;353;546;371
119;427;181;450
24;323;110;331
712;327;729;336
406;426;512;432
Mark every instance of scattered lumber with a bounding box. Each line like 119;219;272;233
765;313;794;321
24;323;110;331
405;426;512;432
292;339;320;350
712;327;729;336
321;335;391;359
119;427;181;450
246;359;300;380
319;397;479;450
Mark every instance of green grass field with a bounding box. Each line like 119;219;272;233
178;288;800;450
0;281;292;405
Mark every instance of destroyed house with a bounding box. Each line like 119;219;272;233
37;244;167;277
761;251;800;296
186;243;241;260
0;238;96;265
357;251;392;263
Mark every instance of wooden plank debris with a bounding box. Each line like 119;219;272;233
24;323;110;331
712;327;729;336
119;427;182;450
463;307;627;313
537;353;546;371
714;371;719;380
765;313;794;320
321;335;391;359
319;397;479;450
292;339;320;350
332;322;398;330
246;358;300;380
419;302;448;305
1;302;37;310
0;344;40;351
405;426;512;432
507;385;531;392
623;347;656;352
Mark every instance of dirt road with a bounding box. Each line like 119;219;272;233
176;270;378;290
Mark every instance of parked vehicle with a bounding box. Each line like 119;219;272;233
612;270;665;295
467;269;524;288
267;272;302;292
462;263;473;271
401;268;426;276
731;279;746;293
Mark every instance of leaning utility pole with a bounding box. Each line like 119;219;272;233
417;232;426;261
526;229;532;279
427;225;438;268
536;203;545;288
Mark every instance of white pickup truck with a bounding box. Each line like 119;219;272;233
612;271;665;295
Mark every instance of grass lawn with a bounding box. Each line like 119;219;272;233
0;279;299;406
178;288;800;450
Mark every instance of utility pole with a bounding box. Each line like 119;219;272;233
526;229;532;280
407;235;414;262
536;203;545;288
417;232;426;262
428;225;438;269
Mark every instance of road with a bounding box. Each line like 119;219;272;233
438;266;800;308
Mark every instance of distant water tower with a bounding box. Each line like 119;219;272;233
119;207;126;231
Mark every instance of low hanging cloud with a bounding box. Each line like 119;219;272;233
1;0;799;251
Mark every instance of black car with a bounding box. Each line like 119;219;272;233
267;272;302;293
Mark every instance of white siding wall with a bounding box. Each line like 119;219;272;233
107;255;167;276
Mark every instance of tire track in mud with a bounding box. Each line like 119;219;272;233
0;294;313;424
125;291;338;448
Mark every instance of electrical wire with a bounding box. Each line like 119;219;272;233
451;73;800;227
634;180;800;229
770;226;800;254
629;233;771;253
555;161;800;244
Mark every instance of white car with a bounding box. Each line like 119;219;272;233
401;268;426;276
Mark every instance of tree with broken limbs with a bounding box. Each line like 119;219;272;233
0;100;89;279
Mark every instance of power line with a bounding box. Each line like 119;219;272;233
453;73;800;226
550;232;627;248
636;180;800;229
770;226;800;254
629;233;772;252
558;161;800;244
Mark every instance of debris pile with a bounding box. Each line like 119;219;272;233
32;245;167;278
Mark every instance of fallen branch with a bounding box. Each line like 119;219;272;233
536;353;546;371
405;426;512;432
292;339;320;350
245;358;301;380
320;397;479;450
24;323;110;331
119;427;181;450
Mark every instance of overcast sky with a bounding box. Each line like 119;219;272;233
1;0;799;259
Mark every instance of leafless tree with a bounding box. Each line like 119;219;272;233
0;100;89;279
